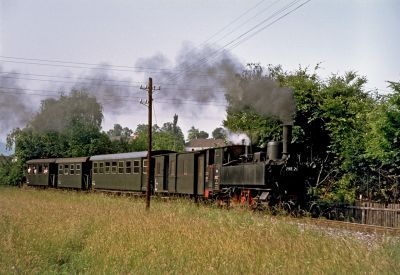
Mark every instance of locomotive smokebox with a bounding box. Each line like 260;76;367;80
282;124;292;159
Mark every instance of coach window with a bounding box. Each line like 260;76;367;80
99;162;104;174
76;164;81;175
64;164;69;175
133;160;140;174
125;161;132;174
38;164;43;174
143;159;148;174
105;162;111;174
118;161;124;174
112;161;117;174
70;164;75;175
93;162;98;174
59;165;63;175
170;160;175;176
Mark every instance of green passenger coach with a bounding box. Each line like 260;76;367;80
26;158;57;187
56;157;91;189
90;152;150;191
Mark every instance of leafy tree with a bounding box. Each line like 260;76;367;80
5;91;108;185
224;64;383;203
187;126;209;141
363;81;400;201
106;124;134;153
130;115;185;152
129;124;149;151
212;127;227;140
157;114;185;151
30;90;103;133
107;124;133;138
0;157;22;186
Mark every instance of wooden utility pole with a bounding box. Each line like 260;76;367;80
140;77;159;210
145;77;152;210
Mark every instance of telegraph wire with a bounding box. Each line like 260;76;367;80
0;57;230;78
0;55;174;72
0;72;225;93
210;0;282;46
227;0;313;51
0;86;227;105
0;74;227;93
164;0;302;82
0;71;140;84
200;0;270;46
0;75;143;89
0;59;172;74
166;0;310;83
0;0;312;102
0;1;310;88
0;0;308;82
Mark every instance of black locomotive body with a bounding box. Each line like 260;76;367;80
204;125;307;205
25;125;308;205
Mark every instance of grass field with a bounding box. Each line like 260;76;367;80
0;186;399;274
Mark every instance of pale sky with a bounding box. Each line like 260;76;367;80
1;0;399;142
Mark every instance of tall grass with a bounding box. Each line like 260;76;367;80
0;186;399;274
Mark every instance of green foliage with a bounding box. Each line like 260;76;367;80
130;115;185;152
224;64;400;202
361;81;400;201
8;91;106;159
4;91;108;185
187;126;209;141
224;109;281;146
211;127;226;140
224;64;282;145
0;158;23;186
30;90;103;133
107;124;133;139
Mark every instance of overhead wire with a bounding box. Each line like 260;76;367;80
0;70;228;91
0;57;230;78
0;74;227;93
165;0;310;83
227;0;313;51
210;0;282;46
0;86;227;105
0;0;312;116
199;0;269;46
0;1;307;86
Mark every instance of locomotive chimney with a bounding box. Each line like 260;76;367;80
282;124;292;159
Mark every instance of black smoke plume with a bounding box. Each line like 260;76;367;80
71;65;137;112
0;67;33;136
136;43;295;123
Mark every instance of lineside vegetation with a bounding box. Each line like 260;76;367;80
0;187;399;274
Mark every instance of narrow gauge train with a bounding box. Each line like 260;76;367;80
25;125;309;205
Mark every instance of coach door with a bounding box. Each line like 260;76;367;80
197;154;205;196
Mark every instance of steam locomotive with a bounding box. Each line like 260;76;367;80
25;125;310;206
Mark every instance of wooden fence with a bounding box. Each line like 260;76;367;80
333;201;400;228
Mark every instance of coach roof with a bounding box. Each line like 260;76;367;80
89;150;175;161
89;151;148;161
26;158;56;164
55;157;89;163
